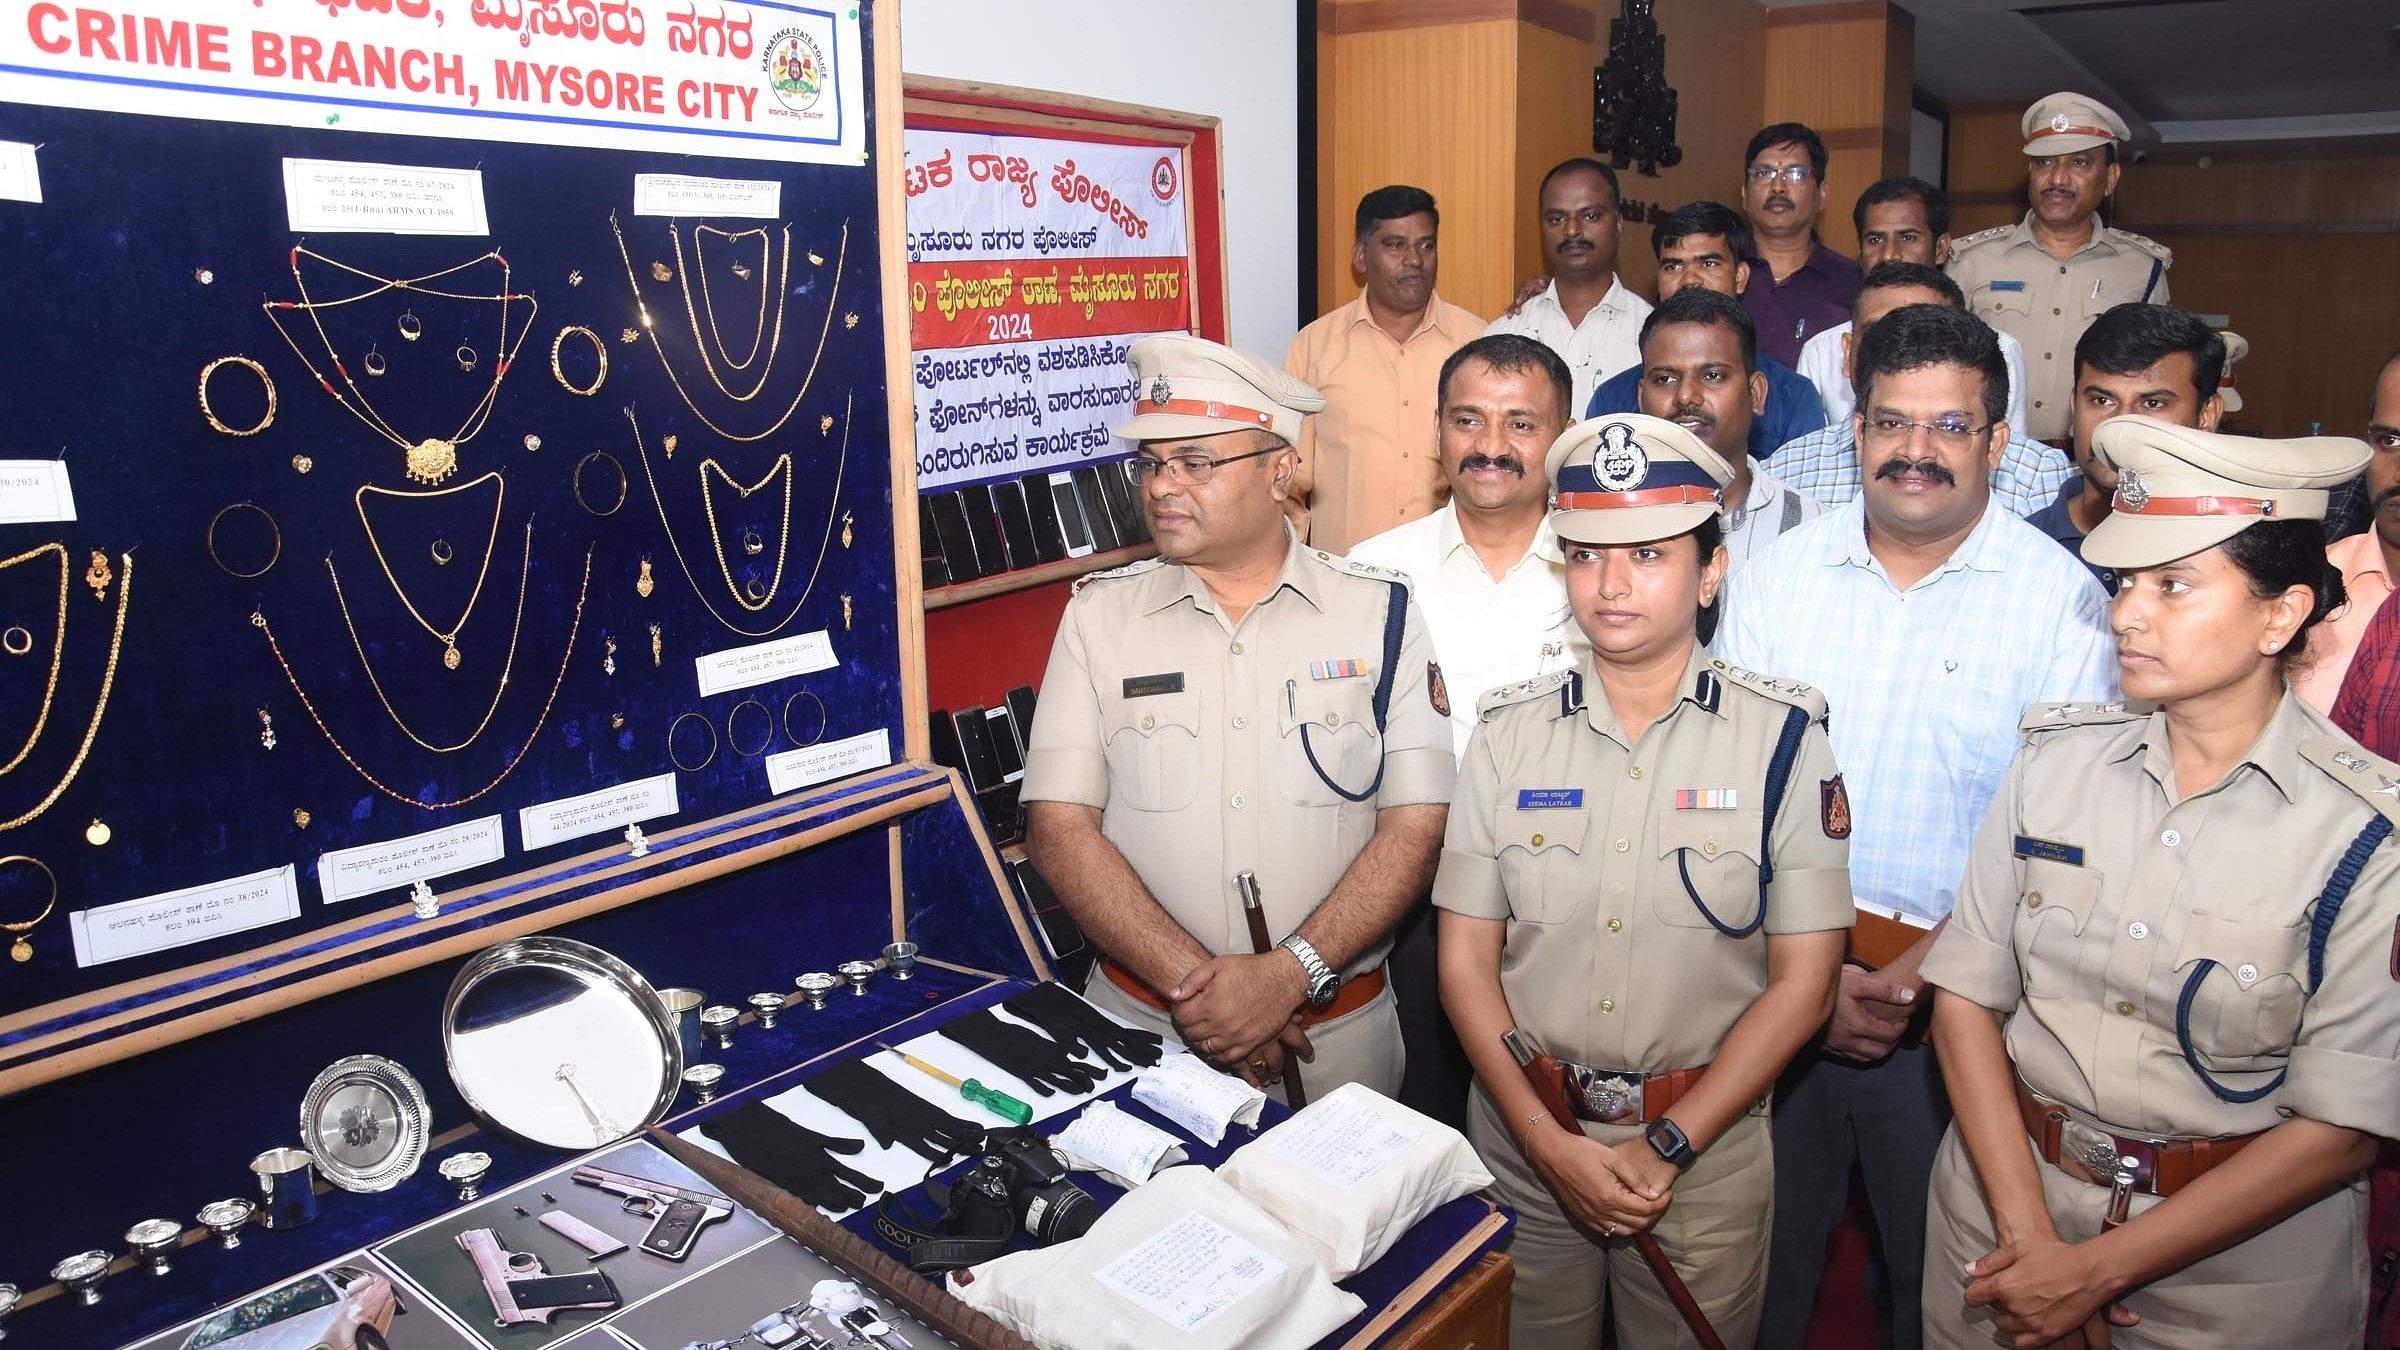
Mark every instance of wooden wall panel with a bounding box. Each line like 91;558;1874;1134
2118;152;2400;233
1760;1;1912;257
1943;102;2024;235
1515;17;1603;297
1608;0;1767;296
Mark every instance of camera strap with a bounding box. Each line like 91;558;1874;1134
874;1165;1017;1273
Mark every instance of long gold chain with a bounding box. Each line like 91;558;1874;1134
608;211;846;443
0;544;67;777
623;395;851;637
252;549;589;812
328;522;531;752
352;472;506;670
685;224;777;380
263;247;537;485
697;456;793;612
0;552;130;833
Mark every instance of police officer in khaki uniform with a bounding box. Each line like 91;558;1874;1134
1435;412;1852;1349
1947;92;2173;444
1022;335;1454;1101
1920;416;2398;1349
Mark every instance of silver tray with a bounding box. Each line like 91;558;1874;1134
300;1054;430;1193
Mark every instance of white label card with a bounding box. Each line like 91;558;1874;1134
283;158;490;236
0;460;75;524
1264;1094;1421;1187
632;173;784;219
1095;1213;1284;1333
1053;1101;1183;1187
69;866;301;968
316;815;506;904
765;728;892;796
693;630;837;697
519;773;680;850
0;140;39;204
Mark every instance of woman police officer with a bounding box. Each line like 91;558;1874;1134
1435;412;1853;1349
1920;415;2400;1348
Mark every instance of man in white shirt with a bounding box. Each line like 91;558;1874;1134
1483;158;1650;415
1718;303;2116;1350
1351;333;1583;755
1628;286;1820;573
1798;177;2029;433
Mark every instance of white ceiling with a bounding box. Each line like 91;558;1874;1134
1763;0;2400;143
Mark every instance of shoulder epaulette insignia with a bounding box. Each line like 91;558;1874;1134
2113;229;2173;265
1709;660;1828;723
1476;670;1573;721
1316;549;1414;590
2303;736;2400;827
1071;554;1166;595
1950;224;2012;253
2018;700;2142;736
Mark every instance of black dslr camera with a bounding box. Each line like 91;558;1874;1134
876;1126;1097;1272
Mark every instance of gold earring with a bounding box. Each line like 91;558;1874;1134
259;708;277;750
649;623;662;667
603;635;617;677
84;551;111;602
636;557;656;599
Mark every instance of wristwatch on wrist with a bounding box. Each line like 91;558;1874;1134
1277;934;1342;1011
1645;1117;1697;1171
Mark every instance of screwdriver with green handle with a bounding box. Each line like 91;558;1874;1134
875;1041;1034;1125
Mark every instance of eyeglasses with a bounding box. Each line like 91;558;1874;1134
1128;446;1278;486
1746;164;1813;186
1861;415;1991;450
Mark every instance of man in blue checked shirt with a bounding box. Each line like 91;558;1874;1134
1715;304;2116;1350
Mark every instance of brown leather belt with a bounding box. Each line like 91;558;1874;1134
1100;957;1388;1025
1555;1059;1710;1125
2015;1080;2258;1197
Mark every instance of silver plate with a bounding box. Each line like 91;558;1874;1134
301;1054;430;1193
443;936;681;1151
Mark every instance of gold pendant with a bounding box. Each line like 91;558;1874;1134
842;594;853;631
651;260;673;281
9;935;27;962
662;434;679;459
841;511;854;548
292;454;314;474
636;558;655;599
649;623;662;667
443;642;462;670
406;437;460;486
85;818;111;847
84;550;112;602
293;808;312;828
821;414;834;435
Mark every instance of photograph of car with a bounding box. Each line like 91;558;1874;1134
179;1264;401;1350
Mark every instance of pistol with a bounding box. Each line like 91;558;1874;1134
454;1227;619;1327
571;1163;733;1260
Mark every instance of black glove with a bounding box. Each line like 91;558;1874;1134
937;1008;1109;1096
1003;981;1166;1071
805;1057;986;1162
699;1103;881;1212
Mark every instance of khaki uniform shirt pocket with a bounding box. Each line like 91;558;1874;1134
2173;914;2309;1064
1496;804;1590;924
1651;809;1766;932
2013;858;2102;1000
1275;679;1381;808
1973;282;2032;328
1101;689;1202;812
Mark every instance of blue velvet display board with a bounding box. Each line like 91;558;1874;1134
0;4;900;1019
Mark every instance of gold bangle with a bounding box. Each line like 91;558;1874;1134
206;502;282;579
726;699;774;758
0;627;30;657
573;451;628;517
198;355;276;436
782;690;826;747
0;854;60;962
667;711;718;774
550;324;607;396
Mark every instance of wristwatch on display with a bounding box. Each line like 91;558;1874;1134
1646;1117;1697;1171
1277;933;1342;1011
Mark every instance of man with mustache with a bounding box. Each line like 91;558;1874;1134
1738;123;1861;369
1583;200;1829;463
1484;158;1650;416
1716;305;2117;1350
1629;286;1820;572
1762;262;2074;517
2306;349;2400;714
1286;185;1485;553
1947;92;2172;444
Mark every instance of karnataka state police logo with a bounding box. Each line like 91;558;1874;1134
764;28;828;112
2117;467;2150;512
1593;422;1649;491
1147;374;1173;407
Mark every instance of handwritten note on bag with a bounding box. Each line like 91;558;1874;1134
1094;1213;1284;1333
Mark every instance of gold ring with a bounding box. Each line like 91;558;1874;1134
550;324;607;396
0;627;30;657
429;538;455;566
362;345;387;377
725;698;774;758
456;345;478;373
198;355;277;437
206;502;282;579
667;711;719;774
781;690;826;747
397;309;422;341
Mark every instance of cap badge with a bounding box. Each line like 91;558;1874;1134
2050;113;2073;133
1147;374;1172;407
1593;422;1650;492
2117;467;2150;512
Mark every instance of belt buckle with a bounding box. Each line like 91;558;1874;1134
1570;1065;1644;1123
2056;1117;2161;1193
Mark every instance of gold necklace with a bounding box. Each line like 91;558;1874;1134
0;552;130;833
328;522;531;752
608;211;847;443
252;548;589;812
263;247;537;484
698;456;793;612
353;472;506;670
0;544;67;777
684;224;778;383
623;396;852;637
